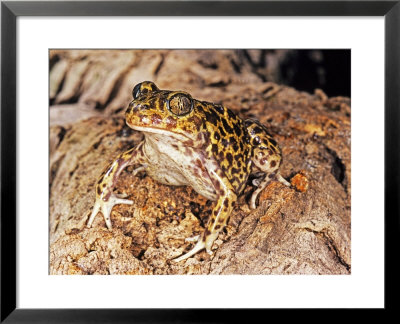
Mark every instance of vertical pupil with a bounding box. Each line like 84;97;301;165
180;98;188;113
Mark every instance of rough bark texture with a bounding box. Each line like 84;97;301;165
49;50;351;275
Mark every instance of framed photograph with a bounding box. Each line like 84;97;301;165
1;0;398;322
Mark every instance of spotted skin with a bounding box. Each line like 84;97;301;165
88;81;289;262
245;119;290;208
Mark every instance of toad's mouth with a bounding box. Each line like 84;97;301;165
129;125;193;143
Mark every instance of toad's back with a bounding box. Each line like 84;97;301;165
195;101;252;195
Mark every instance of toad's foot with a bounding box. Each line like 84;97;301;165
250;173;290;209
173;232;218;263
87;193;133;229
173;239;207;263
185;235;200;242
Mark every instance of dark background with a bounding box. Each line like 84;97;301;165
242;49;351;98
279;50;350;97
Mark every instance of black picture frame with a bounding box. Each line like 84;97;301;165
1;0;399;322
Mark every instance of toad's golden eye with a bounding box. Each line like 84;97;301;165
132;81;159;99
167;93;193;116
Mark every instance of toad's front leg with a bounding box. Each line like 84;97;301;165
87;142;147;229
173;172;237;262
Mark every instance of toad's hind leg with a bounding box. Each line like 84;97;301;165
87;142;147;229
173;177;237;263
245;119;290;209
